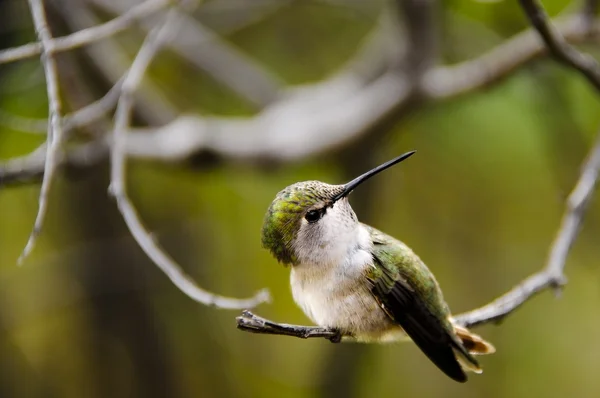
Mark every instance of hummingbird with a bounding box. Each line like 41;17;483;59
261;151;495;382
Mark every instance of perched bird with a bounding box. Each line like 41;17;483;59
261;151;494;382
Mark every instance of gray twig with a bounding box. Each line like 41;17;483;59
121;17;600;162
453;0;600;330
108;9;270;310
424;16;599;99
94;0;283;107
57;0;176;125
63;78;124;132
455;131;600;328
19;0;66;264
519;0;600;91
0;0;169;65
236;311;342;342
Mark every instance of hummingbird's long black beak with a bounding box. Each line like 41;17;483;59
331;150;416;203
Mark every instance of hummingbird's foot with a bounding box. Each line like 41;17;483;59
328;329;343;344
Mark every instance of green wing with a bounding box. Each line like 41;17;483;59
364;224;477;383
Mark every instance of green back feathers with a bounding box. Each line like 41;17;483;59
261;181;343;265
365;224;453;321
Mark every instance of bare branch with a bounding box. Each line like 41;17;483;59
63;78;123;132
108;9;269;310
0;0;169;65
125;73;410;162
122;18;600;162
425;16;600;99
94;0;283;107
452;271;565;329
19;0;66;264
237;311;342;342
455;131;600;328
236;272;564;338
519;0;600;91
57;0;177;125
2;16;599;180
119;11;410;161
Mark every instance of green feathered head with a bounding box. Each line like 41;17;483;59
261;181;343;265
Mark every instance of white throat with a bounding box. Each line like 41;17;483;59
294;221;372;268
291;197;373;269
294;222;373;271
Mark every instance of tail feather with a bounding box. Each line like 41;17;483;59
449;322;495;375
454;324;496;356
453;348;483;374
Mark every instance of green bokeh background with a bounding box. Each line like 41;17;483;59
1;1;599;397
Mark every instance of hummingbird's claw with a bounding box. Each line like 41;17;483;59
328;329;343;343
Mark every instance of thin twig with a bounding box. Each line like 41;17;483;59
455;131;600;328
95;0;283;107
519;0;600;92
123;17;600;162
0;0;169;65
58;0;177;125
108;9;269;309
63;78;123;132
237;310;342;342
19;0;66;264
424;16;600;99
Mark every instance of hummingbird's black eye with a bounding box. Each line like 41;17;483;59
305;209;323;223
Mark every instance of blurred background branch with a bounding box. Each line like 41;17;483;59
0;0;170;65
2;11;599;169
18;0;67;263
108;5;268;309
519;0;600;90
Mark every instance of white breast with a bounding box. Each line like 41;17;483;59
289;226;400;340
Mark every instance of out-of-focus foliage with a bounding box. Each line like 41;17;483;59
1;0;599;397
